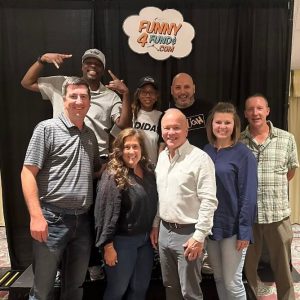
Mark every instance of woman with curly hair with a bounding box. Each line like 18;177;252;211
94;128;158;300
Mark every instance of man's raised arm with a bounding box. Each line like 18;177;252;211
21;53;72;92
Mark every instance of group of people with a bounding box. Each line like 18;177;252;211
20;48;298;300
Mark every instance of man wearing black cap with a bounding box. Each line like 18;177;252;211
21;49;132;158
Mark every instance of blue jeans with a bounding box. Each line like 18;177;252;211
29;207;92;300
159;221;203;300
207;235;247;300
104;233;154;300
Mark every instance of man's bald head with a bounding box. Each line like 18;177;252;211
171;73;193;85
161;108;188;156
171;73;195;109
162;108;188;128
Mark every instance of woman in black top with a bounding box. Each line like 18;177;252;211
94;128;158;300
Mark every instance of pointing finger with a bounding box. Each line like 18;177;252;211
53;54;72;69
53;61;60;69
61;54;73;59
108;69;119;81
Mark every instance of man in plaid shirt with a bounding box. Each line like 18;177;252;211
241;93;299;300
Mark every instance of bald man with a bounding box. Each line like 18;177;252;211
168;73;215;276
151;109;218;300
170;73;213;150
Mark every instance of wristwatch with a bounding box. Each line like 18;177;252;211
37;56;46;65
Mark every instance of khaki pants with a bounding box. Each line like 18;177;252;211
244;217;295;300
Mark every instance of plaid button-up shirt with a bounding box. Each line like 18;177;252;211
241;121;299;224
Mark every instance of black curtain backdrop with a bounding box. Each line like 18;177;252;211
0;0;293;269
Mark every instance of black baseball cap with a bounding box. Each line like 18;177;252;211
137;76;158;90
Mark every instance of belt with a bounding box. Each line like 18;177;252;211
162;220;195;230
42;204;89;216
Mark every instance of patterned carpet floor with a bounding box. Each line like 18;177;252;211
257;224;300;299
1;225;300;299
0;227;10;269
0;226;10;299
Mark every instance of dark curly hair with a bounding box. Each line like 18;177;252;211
107;128;153;189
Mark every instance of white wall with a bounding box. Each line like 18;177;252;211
292;0;300;69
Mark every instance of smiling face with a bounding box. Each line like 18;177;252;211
122;135;142;169
244;96;270;129
138;84;158;111
212;112;234;144
171;73;195;108
81;57;104;83
63;84;91;123
161;109;188;156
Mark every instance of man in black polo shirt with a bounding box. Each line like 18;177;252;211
21;77;101;300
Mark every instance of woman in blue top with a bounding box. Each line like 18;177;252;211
204;102;257;300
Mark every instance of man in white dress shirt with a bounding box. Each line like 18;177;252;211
151;108;218;300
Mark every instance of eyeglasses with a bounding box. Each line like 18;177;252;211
139;90;156;97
